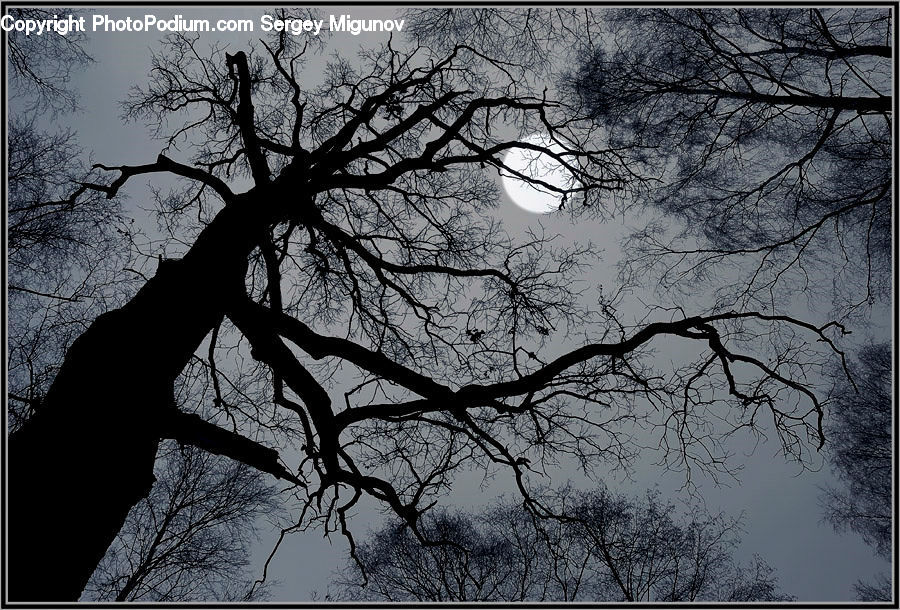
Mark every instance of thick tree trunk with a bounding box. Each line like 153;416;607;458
8;194;265;600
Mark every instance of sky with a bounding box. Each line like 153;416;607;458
7;5;892;601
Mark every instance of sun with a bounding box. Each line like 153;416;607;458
500;133;573;214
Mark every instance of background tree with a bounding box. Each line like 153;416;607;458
821;342;892;601
83;442;276;602
407;8;580;72
567;8;891;320
334;487;793;602
7;21;852;601
6;7;93;114
854;573;892;602
420;7;893;598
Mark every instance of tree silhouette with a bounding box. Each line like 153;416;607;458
8;25;851;601
407;8;579;71
821;342;892;600
854;573;892;602
567;8;891;319
6;7;92;114
6;8;130;431
7;118;132;430
83;442;276;602
334;487;793;602
6;20;277;601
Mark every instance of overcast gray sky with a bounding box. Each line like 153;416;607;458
10;5;891;601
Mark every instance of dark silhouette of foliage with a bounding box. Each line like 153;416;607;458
334;487;793;602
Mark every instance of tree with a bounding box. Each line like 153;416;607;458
567;8;891;319
7;118;132;430
821;342;892;600
83;442;276;601
7;18;269;601
407;8;580;71
6;7;130;431
8;26;845;601
6;7;92;114
854;573;892;602
334;487;793;602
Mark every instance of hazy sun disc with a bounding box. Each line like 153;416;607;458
501;133;573;214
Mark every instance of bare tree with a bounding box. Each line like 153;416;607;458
407;8;581;71
567;488;791;602
7;21;275;602
83;442;276;601
567;8;891;319
854;573;892;602
6;7;93;114
821;342;892;600
6;9;131;431
334;509;548;601
8;26;846;600
334;487;793;602
7;118;132;430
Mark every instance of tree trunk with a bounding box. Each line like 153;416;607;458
8;193;265;600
